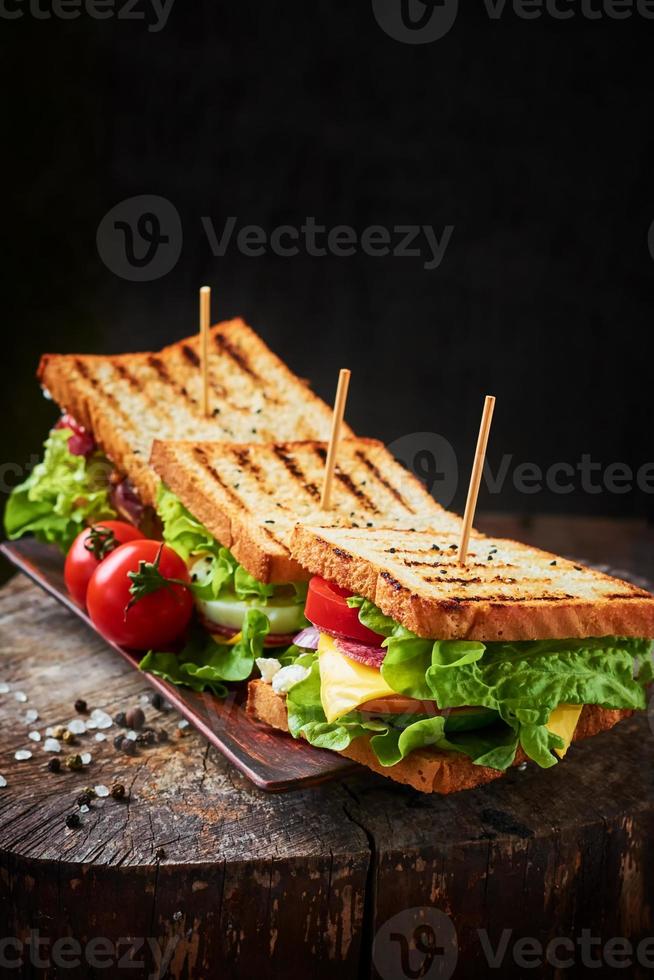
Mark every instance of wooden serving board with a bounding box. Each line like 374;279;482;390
0;538;357;792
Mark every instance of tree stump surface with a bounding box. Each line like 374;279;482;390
1;516;653;979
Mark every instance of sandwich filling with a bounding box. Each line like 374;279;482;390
4;421;307;694
5;421;119;550
137;486;308;694
258;576;654;771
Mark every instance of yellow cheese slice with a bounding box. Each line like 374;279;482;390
546;704;583;758
209;631;242;646
318;633;395;723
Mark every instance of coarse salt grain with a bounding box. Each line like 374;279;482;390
14;692;27;703
68;720;86;735
80;753;92;765
126;731;138;741
178;719;189;730
28;731;41;742
0;683;10;694
0;775;7;788
24;709;39;724
15;750;32;761
94;733;106;742
91;710;112;730
43;738;61;753
94;785;109;798
80;804;90;814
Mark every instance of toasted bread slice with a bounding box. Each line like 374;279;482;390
246;679;633;794
150;438;461;582
289;525;654;640
38;318;347;506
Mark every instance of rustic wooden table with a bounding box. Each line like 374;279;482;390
1;515;653;980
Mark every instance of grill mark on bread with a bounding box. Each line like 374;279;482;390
214;331;259;380
356;449;414;512
335;470;381;513
380;571;407;592
272;445;321;500
181;344;200;368
74;359;134;426
147;355;197;406
193;446;253;512
111;361;163;412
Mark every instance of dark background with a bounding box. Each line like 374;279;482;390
1;0;652;563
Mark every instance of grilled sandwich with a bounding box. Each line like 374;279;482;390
149;438;461;582
5;318;346;549
247;524;654;794
139;438;459;683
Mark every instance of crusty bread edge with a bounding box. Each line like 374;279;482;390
289;525;654;640
246;679;634;795
150;440;306;582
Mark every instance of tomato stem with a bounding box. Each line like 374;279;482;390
84;525;119;562
125;543;189;616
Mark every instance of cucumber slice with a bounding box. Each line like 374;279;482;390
196;595;307;635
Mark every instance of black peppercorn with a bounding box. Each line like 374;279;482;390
150;692;164;711
157;729;169;743
111;783;126;800
137;731;156;746
125;707;145;731
47;758;61;773
155;847;167;860
113;734;125;750
74;699;88;714
65;813;81;829
114;712;127;727
77;793;92;807
122;739;137;756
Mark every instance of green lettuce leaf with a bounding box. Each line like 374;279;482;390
3;428;116;552
291;597;654;771
158;484;298;604
139;608;271;694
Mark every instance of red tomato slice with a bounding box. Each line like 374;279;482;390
64;521;145;606
86;540;193;651
305;576;384;645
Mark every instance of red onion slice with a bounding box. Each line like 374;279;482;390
293;626;320;650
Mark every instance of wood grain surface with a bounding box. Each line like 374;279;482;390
2;516;654;979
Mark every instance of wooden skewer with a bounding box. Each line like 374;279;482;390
320;368;352;510
458;395;496;565
200;286;211;418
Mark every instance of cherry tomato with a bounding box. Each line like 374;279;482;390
86;540;193;650
64;521;145;606
305;576;384;644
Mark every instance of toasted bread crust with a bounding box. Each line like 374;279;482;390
38;318;346;506
246;679;634;794
150;439;459;583
289;525;654;640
